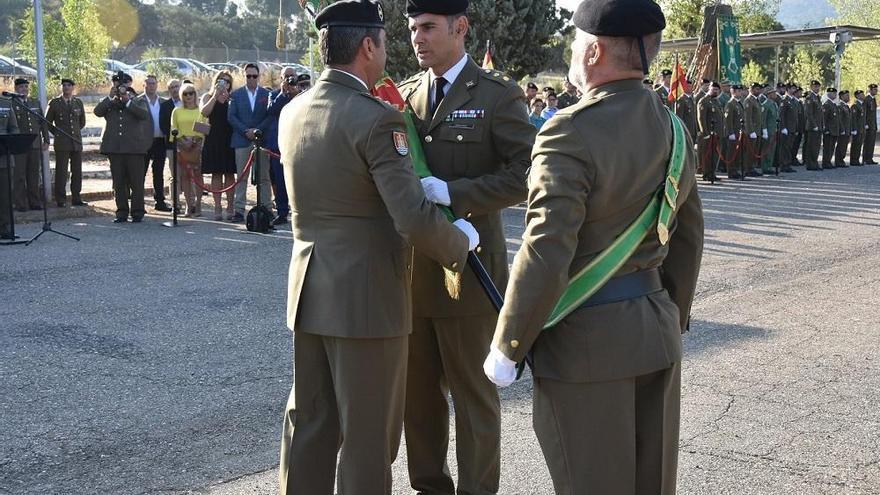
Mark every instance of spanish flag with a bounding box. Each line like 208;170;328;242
482;41;494;70
668;61;690;103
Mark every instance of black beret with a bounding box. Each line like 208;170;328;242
295;74;311;83
660;69;672;76
797;86;804;92
839;90;849;95
810;80;821;85
542;86;554;92
869;83;878;89
111;70;132;83
573;0;665;37
14;78;29;86
855;90;865;95
61;78;75;85
316;0;385;29
702;78;711;84
527;82;538;90
642;78;653;84
407;0;467;16
751;82;762;89
732;84;744;90
710;81;721;88
826;87;837;92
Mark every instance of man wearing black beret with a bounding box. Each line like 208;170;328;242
863;83;878;164
804;80;824;169
10;78;49;212
275;1;476;493
397;0;537;493
822;87;840;169
485;0;703;492
46;78;87;207
850;89;866;166
742;81;765;176
655;68;673;106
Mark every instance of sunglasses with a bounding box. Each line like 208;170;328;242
246;74;259;79
183;91;195;96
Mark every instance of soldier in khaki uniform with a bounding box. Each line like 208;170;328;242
822;87;840;169
851;90;867;166
10;78;49;211
397;0;536;493
675;79;697;139
742;82;765;176
793;86;806;165
835;90;852;168
779;84;799;171
863;83;878;164
275;2;477;493
46;78;87;207
724;85;746;179
804;80;824;170
697;81;723;181
0;97;20;239
483;0;703;492
761;86;780;174
94;72;153;222
654;68;672;107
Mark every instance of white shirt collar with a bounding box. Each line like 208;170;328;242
330;68;368;91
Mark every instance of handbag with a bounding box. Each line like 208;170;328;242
193;120;211;136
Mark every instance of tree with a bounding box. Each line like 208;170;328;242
828;0;880;90
19;0;110;91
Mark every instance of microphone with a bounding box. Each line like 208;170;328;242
1;91;24;98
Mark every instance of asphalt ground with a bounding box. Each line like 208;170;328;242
1;164;879;494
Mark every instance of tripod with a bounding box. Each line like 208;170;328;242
2;94;80;245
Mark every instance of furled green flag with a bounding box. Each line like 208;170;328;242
717;14;743;85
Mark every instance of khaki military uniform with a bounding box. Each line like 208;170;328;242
0;101;20;237
94;94;152;220
557;91;580;109
675;93;697;139
742;94;763;174
835;101;851;167
46;95;86;205
491;79;704;495
397;57;535;495
822;98;840;169
655;85;671;108
761;98;779;173
723;98;745;177
11;96;49;210
697;94;723;179
850;100;865;166
276;69;469;495
863;93;877;163
804;92;824;169
791;96;806;166
778;96;796;169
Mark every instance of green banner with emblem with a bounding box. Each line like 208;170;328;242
717;15;742;85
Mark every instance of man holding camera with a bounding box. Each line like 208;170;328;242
265;67;302;226
94;71;153;223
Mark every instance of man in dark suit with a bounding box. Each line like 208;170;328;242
265;67;300;226
142;75;172;211
158;79;181;210
227;63;272;222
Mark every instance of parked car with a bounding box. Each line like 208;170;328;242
0;54;38;78
186;58;219;75
132;57;215;78
103;58;147;79
207;62;241;73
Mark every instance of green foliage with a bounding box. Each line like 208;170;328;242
786;45;833;86
19;0;110;92
740;60;766;84
828;0;880;90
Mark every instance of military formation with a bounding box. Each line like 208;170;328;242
653;76;879;182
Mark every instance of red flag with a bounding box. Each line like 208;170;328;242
372;76;406;110
482;42;494;70
668;62;690;103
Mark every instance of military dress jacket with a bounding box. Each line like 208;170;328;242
805;92;824;132
675;94;697;138
763;98;779;133
851;100;865;134
398;57;536;318
743;94;763;135
865;94;878;130
838;102;851;136
46;95;86;152
492;79;704;382
0;101;19;168
724;98;744;136
780;96;798;133
94;95;152;155
697;95;724;137
12;97;49;150
823;99;841;135
277;69;469;339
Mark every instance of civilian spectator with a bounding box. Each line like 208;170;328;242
265;67;300;226
529;98;547;130
159;79;181;211
141;75;171;212
171;83;207;217
541;92;559;119
227;62;272;223
45;78;86;207
200;71;237;221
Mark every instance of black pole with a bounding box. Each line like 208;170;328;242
3;148;15;240
172;129;179;226
467;251;503;312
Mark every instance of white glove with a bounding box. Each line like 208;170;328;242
749;132;757;139
781;128;789;135
420;176;451;206
483;346;516;387
452;218;479;251
852;130;858;135
728;134;736;141
813;127;819;131
866;125;870;130
762;129;769;139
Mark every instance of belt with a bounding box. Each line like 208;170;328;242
579;268;664;309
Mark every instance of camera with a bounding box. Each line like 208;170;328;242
216;79;227;91
285;75;297;86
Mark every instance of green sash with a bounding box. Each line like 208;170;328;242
543;108;687;329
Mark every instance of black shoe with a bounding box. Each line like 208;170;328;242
823;163;835;169
131;217;143;223
781;167;796;173
155;202;172;212
866;160;878;165
57;202;66;207
113;217;127;223
30;205;43;211
272;215;289;226
837;163;849;168
71;200;88;206
0;232;15;240
746;170;761;177
702;175;721;182
728;172;743;179
16;207;28;213
851;162;863;167
230;213;245;223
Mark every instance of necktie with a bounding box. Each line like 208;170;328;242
433;76;447;115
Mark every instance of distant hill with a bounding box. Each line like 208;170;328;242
777;0;838;28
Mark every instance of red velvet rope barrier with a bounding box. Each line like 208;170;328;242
743;133;778;160
186;149;255;194
714;133;743;166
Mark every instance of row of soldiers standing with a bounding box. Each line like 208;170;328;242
665;77;878;181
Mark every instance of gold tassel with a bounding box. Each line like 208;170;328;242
444;268;462;300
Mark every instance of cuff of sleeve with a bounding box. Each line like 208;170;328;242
447;178;475;220
492;332;527;363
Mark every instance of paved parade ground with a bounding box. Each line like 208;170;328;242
2;166;879;494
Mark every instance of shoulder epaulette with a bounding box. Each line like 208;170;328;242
478;68;518;88
567;96;604;118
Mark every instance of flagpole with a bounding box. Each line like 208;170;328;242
673;53;679;114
